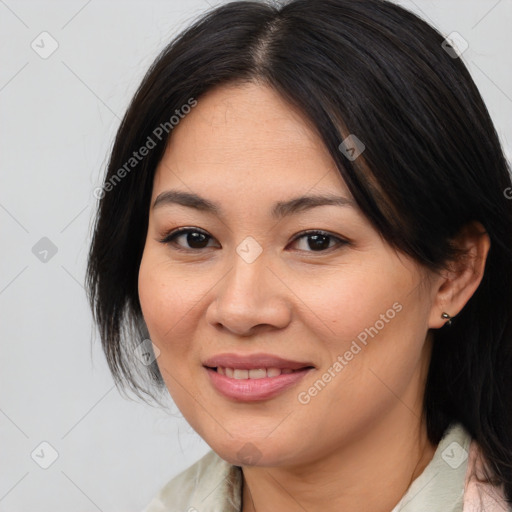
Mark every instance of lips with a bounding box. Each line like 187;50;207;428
203;353;314;371
203;353;315;401
204;366;314;401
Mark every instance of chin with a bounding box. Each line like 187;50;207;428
209;436;294;468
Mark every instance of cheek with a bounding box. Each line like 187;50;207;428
303;264;407;344
327;295;428;415
138;253;197;406
303;264;428;398
137;248;218;396
138;251;190;349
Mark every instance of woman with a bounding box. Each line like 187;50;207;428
86;0;512;510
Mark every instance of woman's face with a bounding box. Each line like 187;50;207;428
138;81;441;467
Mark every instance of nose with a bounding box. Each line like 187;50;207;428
205;250;292;337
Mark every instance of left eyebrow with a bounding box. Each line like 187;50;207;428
271;194;356;218
152;189;356;219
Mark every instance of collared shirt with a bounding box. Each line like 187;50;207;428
142;422;510;512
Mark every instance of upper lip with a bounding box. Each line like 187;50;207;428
203;353;315;370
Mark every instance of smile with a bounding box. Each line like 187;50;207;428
214;366;300;379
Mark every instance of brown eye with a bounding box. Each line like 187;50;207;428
159;228;219;250
290;230;348;252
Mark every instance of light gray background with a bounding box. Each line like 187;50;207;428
1;1;511;511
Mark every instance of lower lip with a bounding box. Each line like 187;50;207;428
205;367;313;402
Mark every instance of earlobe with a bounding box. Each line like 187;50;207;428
427;221;490;330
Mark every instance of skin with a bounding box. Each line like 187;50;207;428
138;81;490;512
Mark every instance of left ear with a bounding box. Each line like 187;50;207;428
428;220;490;329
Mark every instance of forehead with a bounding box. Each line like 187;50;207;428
152;82;352;199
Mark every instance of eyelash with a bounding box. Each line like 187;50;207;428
157;227;349;254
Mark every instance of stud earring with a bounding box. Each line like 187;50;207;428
441;312;453;326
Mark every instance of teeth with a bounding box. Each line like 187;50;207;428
248;368;266;379
233;369;249;379
267;367;281;377
215;367;301;379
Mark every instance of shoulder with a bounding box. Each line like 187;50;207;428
141;450;242;512
463;439;511;511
